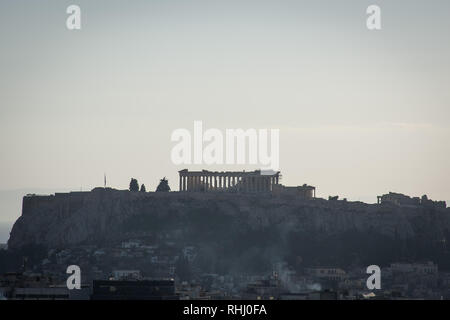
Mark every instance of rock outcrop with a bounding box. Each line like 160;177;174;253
8;188;450;269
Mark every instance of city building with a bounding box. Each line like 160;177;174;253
305;267;347;282
112;270;142;280
0;272;90;300
91;279;178;300
389;262;438;275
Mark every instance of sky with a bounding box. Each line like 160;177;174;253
0;0;449;224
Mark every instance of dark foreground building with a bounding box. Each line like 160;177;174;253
91;279;178;300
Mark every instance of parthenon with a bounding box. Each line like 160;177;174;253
178;169;281;193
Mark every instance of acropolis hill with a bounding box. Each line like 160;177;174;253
7;173;450;270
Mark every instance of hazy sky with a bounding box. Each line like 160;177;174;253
1;0;449;222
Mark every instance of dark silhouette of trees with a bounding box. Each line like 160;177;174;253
129;178;139;192
156;177;171;192
140;184;146;192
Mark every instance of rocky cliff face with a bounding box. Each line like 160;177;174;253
8;188;450;269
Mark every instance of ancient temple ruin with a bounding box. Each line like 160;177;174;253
178;169;316;199
178;169;280;193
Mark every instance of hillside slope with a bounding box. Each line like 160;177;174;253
8;188;450;270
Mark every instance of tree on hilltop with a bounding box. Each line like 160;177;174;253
156;177;170;192
129;178;139;192
140;184;146;192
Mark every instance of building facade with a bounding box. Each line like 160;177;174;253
272;184;316;199
178;169;281;193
